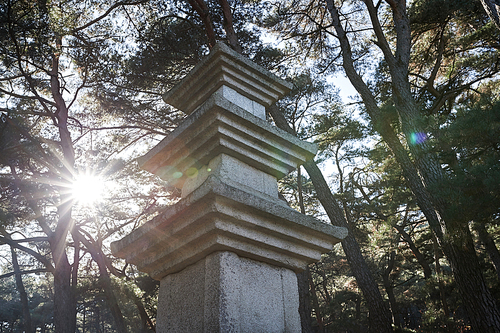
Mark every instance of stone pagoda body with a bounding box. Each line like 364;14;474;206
111;42;347;333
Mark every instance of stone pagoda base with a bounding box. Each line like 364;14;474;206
157;251;300;333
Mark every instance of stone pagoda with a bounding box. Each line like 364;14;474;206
111;42;347;333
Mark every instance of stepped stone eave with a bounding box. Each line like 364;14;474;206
137;93;318;185
110;175;348;279
162;42;292;114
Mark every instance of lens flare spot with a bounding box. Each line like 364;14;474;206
410;132;427;145
172;171;183;179
186;167;198;179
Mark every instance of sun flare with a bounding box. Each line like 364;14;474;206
71;174;105;205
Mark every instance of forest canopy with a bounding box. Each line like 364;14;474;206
0;0;499;332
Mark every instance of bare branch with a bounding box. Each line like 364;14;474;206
0;236;55;272
72;0;150;33
0;269;49;279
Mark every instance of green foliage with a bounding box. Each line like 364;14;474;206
435;99;500;222
0;274;53;331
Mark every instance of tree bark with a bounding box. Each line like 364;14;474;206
95;255;128;333
51;253;75;333
308;269;325;333
185;0;217;49
480;0;500;31
297;269;315;333
433;234;450;318
268;104;394;333
76;230;128;333
218;0;242;53
297;167;306;214
132;295;155;332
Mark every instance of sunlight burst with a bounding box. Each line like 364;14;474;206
71;173;105;205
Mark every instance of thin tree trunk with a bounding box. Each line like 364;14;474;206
268;104;393;333
433;235;450;318
10;245;34;333
83;303;86;333
96;261;127;333
295;169;314;333
123;284;155;332
318;265;332;306
309;269;325;333
297;167;306;214
133;296;155;332
77;230;128;333
474;221;500;281
185;0;217;49
297;268;315;333
394;225;432;279
218;0;242;53
382;251;398;327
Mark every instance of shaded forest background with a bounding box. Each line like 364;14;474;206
0;0;500;332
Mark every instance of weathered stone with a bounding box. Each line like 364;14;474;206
110;175;348;280
162;42;292;115
137;93;317;189
156;251;301;333
181;154;280;200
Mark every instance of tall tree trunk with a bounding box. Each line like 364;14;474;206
52;255;75;333
268;105;393;333
295;169;314;333
50;40;78;333
442;230;500;331
433;235;450;318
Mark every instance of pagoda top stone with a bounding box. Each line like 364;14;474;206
163;42;292;115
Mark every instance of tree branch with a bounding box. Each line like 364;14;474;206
363;0;396;67
0;236;54;272
218;0;242;53
0;269;49;279
185;0;217;48
72;0;151;33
